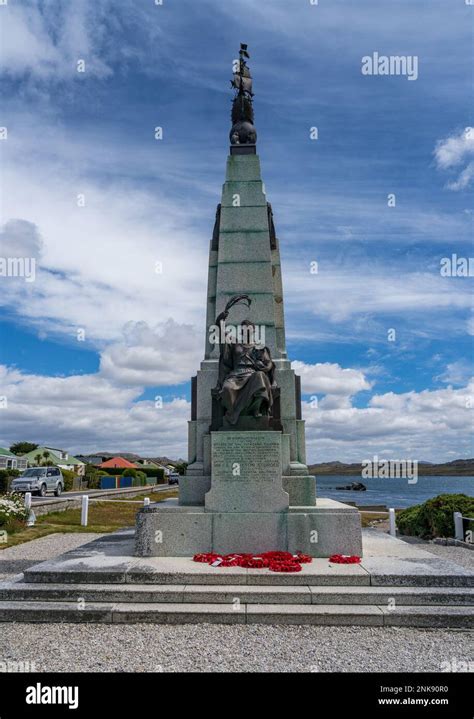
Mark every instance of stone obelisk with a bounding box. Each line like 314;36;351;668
181;44;315;508
135;45;362;558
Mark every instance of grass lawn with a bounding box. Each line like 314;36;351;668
360;511;390;528
0;489;178;549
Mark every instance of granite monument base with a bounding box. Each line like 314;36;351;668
135;499;362;558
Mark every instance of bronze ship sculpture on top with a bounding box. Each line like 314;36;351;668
230;43;257;146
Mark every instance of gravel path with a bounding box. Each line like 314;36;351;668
418;543;474;570
0;533;103;581
1;624;472;673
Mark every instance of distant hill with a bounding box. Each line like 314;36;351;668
149;456;186;467
309;459;474;476
91;452;142;461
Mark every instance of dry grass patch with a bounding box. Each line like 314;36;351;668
0;490;178;549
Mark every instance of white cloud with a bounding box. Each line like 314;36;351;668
304;381;474;463
436;360;473;386
435;128;474;169
100;319;201;386
434;128;474;191
446;162;474;191
0;128;210;343
1;1;113;80
0;219;43;258
284;265;472;326
0;365;189;458
292;361;371;396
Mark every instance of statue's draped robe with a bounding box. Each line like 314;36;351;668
217;343;274;425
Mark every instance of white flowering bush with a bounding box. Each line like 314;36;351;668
0;493;29;527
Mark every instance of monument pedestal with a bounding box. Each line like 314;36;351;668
135;431;363;558
134;500;362;558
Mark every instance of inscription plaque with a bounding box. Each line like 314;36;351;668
206;431;289;513
212;432;281;483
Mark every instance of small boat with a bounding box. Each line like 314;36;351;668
336;481;367;491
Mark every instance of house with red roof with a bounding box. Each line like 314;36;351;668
99;457;137;469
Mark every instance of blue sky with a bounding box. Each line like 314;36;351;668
0;0;473;462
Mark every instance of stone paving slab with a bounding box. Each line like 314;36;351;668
309;586;474;605
20;528;474;589
363;555;473;587
380;605;474;629
111;603;247;624
0;601;114;622
0;598;471;626
360;530;473;587
126;557;249;585
246;561;369;585
180;585;312;604
24;555;137;584
246;604;384;626
24;555;370;586
0;581;187;603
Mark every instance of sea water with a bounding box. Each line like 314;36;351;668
315;475;474;509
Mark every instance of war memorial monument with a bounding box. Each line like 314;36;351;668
135;45;362;559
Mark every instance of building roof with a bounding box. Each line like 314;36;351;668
99;457;137;469
136;459;161;468
0;447;17;458
21;447;85;466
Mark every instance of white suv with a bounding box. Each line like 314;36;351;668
11;467;64;497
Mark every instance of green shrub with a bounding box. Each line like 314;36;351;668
135;466;165;479
97;467;119;476
0;469;20;493
84;464;104;489
87;475;101;490
99;465;165;480
397;494;474;539
0;470;9;494
61;469;76;492
121;468;138;478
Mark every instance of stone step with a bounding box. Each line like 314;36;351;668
1;582;473;606
0;600;471;627
245;604;474;628
22;558;473;587
21;555;371;586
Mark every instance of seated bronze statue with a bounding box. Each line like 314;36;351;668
214;296;276;426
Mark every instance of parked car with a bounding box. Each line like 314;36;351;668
168;473;180;485
11;467;64;497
